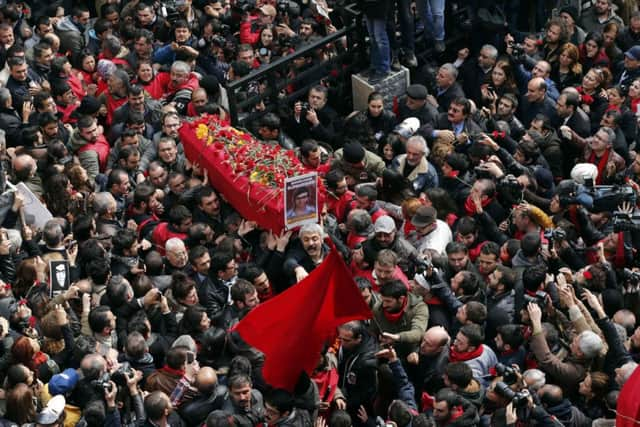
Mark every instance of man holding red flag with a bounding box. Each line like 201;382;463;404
234;227;372;393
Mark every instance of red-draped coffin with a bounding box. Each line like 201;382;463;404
179;116;322;233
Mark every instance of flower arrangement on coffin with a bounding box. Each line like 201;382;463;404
181;115;323;232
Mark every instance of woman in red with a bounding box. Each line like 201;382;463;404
73;51;97;95
134;60;164;100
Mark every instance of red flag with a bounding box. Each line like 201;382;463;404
617;364;640;427
235;249;372;391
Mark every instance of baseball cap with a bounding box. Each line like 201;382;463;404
259;4;277;16
48;368;79;396
35;395;65;425
374;215;396;234
411;206;437;228
625;46;640;61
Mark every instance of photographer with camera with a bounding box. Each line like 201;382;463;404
288;85;337;147
527;300;604;394
240;4;277;46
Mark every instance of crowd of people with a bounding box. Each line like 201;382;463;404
0;0;639;426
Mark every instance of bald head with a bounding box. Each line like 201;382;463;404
526;78;547;103
12;154;36;182
420;326;450;356
539;384;563;406
196;367;218;394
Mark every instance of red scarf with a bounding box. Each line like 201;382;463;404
258;288;273;302
467;241;485;262
588;148;610;185
449;344;484;362
383;296;408;323
161;365;185;377
464;195;492;216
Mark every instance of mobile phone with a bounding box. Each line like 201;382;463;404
187;351;195;364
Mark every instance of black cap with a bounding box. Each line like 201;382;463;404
559;6;578;23
342;142;365;164
406;84;428;100
75;96;102;116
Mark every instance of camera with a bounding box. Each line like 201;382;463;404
622;268;640;284
91;372;113;393
233;0;257;13
277;0;289;13
543;228;566;245
493;382;530;408
523;290;548;309
509;42;526;60
613;210;640;232
494;363;518;385
300;102;311;115
161;0;182;24
111;362;134;387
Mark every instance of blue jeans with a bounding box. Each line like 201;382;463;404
387;0;415;52
366;16;391;73
416;0;445;41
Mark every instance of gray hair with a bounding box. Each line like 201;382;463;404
523;369;546;391
348;209;372;234
103;34;122;55
299;223;324;238
617;361;638;386
481;44;498;60
598;127;616;145
92;192;116;216
407;135;429;157
0;88;10;107
440;63;458;80
578;330;604;359
165;237;186;253
171;60;191;74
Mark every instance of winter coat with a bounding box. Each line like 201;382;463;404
68;129;110;180
331;148;386;187
464;345;498;386
178;385;228;426
391;154;439;196
370;293;429;359
545;399;592;427
337;332;378;413
529;330;588;392
56;16;86;57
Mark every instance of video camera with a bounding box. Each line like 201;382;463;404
161;0;182;24
494;363;519;385
523;290;548;309
91;362;135;393
613;210;640;232
493;382;530;408
233;0;257;13
543;228;566;246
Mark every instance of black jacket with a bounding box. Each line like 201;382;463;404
337;332;378;414
178;385;228;426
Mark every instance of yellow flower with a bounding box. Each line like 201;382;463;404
196;124;209;140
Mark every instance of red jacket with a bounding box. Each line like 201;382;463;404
327;190;354;223
77;134;110;172
239;16;261;45
138;74;165;100
152;222;187;255
104;91;127;126
157;72;200;100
